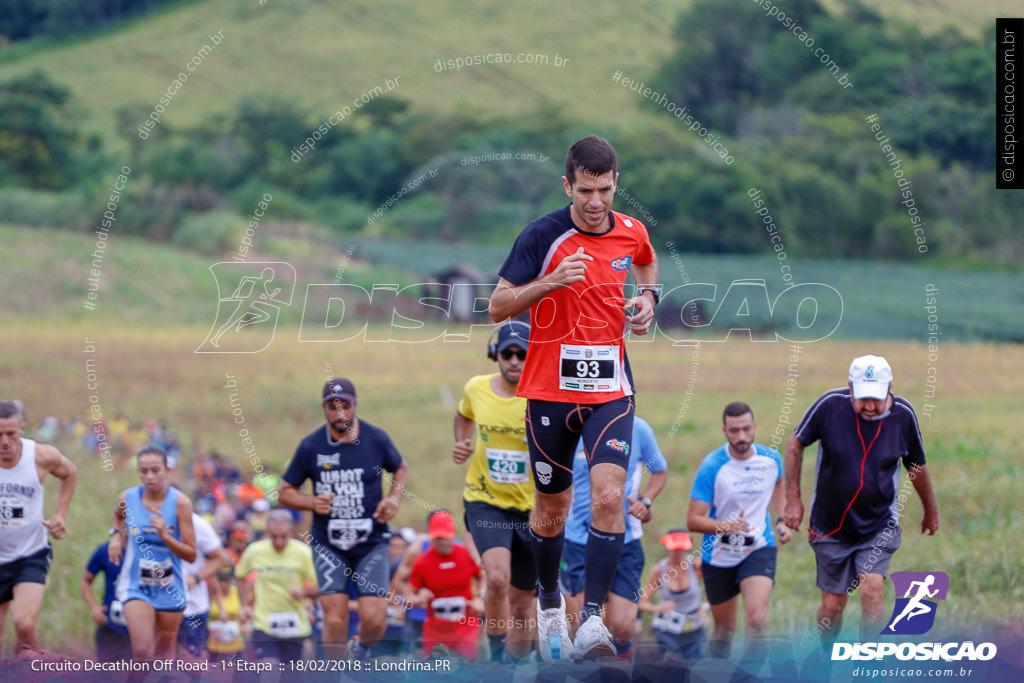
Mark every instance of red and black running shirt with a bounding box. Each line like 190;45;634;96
497;205;655;404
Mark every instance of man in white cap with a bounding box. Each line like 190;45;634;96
783;354;939;646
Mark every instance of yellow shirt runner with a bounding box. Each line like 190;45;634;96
458;373;533;512
235;538;316;638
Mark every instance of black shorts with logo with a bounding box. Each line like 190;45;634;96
525;396;635;494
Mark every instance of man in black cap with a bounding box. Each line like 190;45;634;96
278;378;409;660
452;320;535;663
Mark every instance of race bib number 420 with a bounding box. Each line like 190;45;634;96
486;449;530;484
559;344;620;393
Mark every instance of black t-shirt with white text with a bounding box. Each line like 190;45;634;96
283;420;403;550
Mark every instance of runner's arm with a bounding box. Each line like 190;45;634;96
37;444;76;539
193;547;230;585
80;570;108;625
387;460;408;503
489;247;594;322
374;460;408;522
628;468;667;521
783;434;806;530
108;491;128;564
156;494;196;563
687;498;748;535
278;480;332;514
770;477;792;544
625;258;659;335
453;412;475;464
636;567;669;614
908;464;939;535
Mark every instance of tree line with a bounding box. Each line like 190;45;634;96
0;0;1016;266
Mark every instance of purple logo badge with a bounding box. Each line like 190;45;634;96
881;571;949;635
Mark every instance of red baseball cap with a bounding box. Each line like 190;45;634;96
428;510;456;539
659;527;692;551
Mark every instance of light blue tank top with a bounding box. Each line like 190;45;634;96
119;486;187;611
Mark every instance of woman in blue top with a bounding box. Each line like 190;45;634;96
108;445;196;660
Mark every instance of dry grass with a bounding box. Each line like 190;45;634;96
1;321;1020;655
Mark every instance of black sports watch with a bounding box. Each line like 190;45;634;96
639;496;653;508
638;287;661;307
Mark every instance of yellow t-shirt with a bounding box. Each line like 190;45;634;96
207;584;245;654
458;373;533;512
235;538;315;638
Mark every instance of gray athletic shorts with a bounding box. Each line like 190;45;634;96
810;522;901;594
313;541;390;597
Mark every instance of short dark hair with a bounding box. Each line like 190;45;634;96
565;135;617;186
722;401;754;424
0;400;25;422
137;444;168;467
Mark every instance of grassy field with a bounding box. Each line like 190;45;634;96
3;320;1021;657
0;0;1016;149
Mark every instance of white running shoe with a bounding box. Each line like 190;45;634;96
535;594;574;661
573;614;615;660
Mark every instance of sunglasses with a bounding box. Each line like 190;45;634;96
499;349;526;361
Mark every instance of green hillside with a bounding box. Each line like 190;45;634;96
0;0;1015;149
3;224;1022;342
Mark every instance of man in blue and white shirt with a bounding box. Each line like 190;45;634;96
687;402;790;660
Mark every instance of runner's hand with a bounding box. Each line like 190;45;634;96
783;498;804;531
658;600;676;615
549;247;592;287
108;533;124;564
89;604;109;626
724;508;750;534
149;514;167;536
313;492;334;515
921;509;939;535
414;588;434;608
624;293;655;335
775;521;792;544
42;514;66;539
452;438;473;464
627;496;652;522
373;495;400;522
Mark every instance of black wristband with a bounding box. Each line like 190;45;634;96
638;287;660;306
776;517;784;525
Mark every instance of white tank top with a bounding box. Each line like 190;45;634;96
0;438;48;563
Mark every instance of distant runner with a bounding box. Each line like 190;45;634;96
278;377;409;659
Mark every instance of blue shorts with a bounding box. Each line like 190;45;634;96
559;538;645;601
526;397;635;494
313;540;389;597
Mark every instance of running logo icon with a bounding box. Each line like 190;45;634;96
881;571;949;635
196;262;296;353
